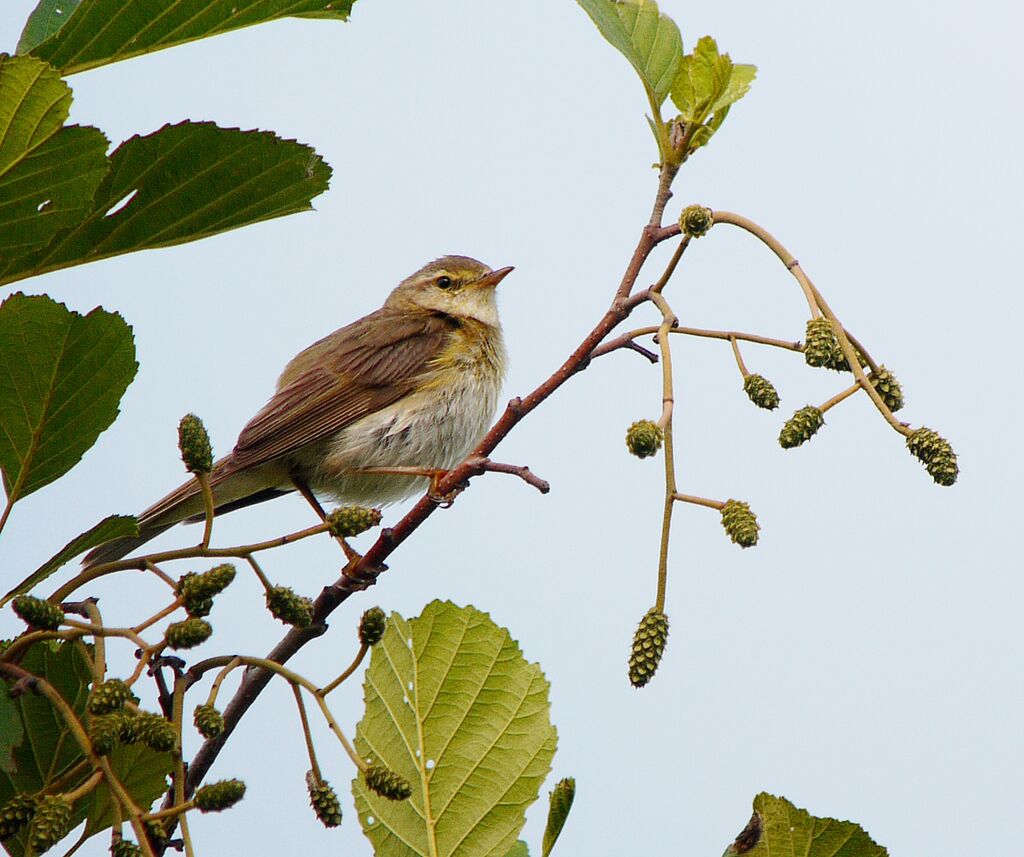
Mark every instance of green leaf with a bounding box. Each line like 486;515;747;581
541;777;575;857
352;601;558;857
724;793;888;857
577;0;683;104
81;743;172;835
0;687;23;776
0;641;93;857
0;55;110;268
669;36;756;154
712;63;756;114
0;515;139;606
24;0;357;74
0;294;137;512
16;1;84;54
0;121;332;287
0;642;172;853
505;843;530;857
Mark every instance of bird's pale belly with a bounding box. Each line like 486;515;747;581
292;368;502;505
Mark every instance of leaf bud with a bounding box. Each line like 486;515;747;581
194;779;246;812
779;406;825;449
363;765;412;801
869;365;904;413
326;506;382;539
28;794;72;854
88;678;134;715
11;595;64;631
358;607;387;647
165;617;213;650
742;374;779;410
306;772;343;828
720;499;760;548
0;794;37;841
625;420;663;459
542;777;576;856
629;608;669;688
679;204;714;238
177;413;213;474
193;703;224;739
266;586;314;628
906;427;959;486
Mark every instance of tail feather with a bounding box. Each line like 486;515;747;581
81;456;286;569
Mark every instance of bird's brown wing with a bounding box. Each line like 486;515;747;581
230;308;454;470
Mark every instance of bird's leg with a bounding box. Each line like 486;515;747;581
290;475;359;561
345;466;462;505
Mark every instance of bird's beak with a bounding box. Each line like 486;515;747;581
475;266;514;289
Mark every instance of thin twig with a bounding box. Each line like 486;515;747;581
464;458;550;494
672;493;725;511
729;336;749;377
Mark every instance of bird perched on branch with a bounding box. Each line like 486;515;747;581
84;255;512;567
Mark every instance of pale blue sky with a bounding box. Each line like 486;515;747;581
1;2;1021;855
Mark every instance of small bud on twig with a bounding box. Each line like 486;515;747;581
743;374;780;410
679;204;714;238
626;420;664;459
906;427;958;486
178;413;213;474
326;506;382;539
720;500;760;548
358;607;387;647
629;608;669;688
12;595;64;631
779;406;825;449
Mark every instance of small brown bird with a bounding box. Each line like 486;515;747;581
84;255;512;567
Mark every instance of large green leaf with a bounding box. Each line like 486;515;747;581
576;0;682;104
669;37;755;155
352;601;558;857
81;743;172;835
0;642;172;856
0;120;332;287
0;55;110;265
723;793;888;857
1;515;139;605
21;0;357;74
0;294;137;513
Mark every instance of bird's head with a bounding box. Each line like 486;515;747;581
386;255;513;327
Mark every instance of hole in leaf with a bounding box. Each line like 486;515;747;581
104;189;138;217
366;815;375;825
37;199;52;212
425;759;435;770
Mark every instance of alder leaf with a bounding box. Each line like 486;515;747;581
352;601;557;857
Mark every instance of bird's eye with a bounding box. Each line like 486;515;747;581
436;275;453;289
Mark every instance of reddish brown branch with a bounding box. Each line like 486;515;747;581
179;219;679;811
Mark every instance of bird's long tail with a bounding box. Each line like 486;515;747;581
81;457;290;569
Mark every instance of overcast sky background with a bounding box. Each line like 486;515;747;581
1;1;1021;855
